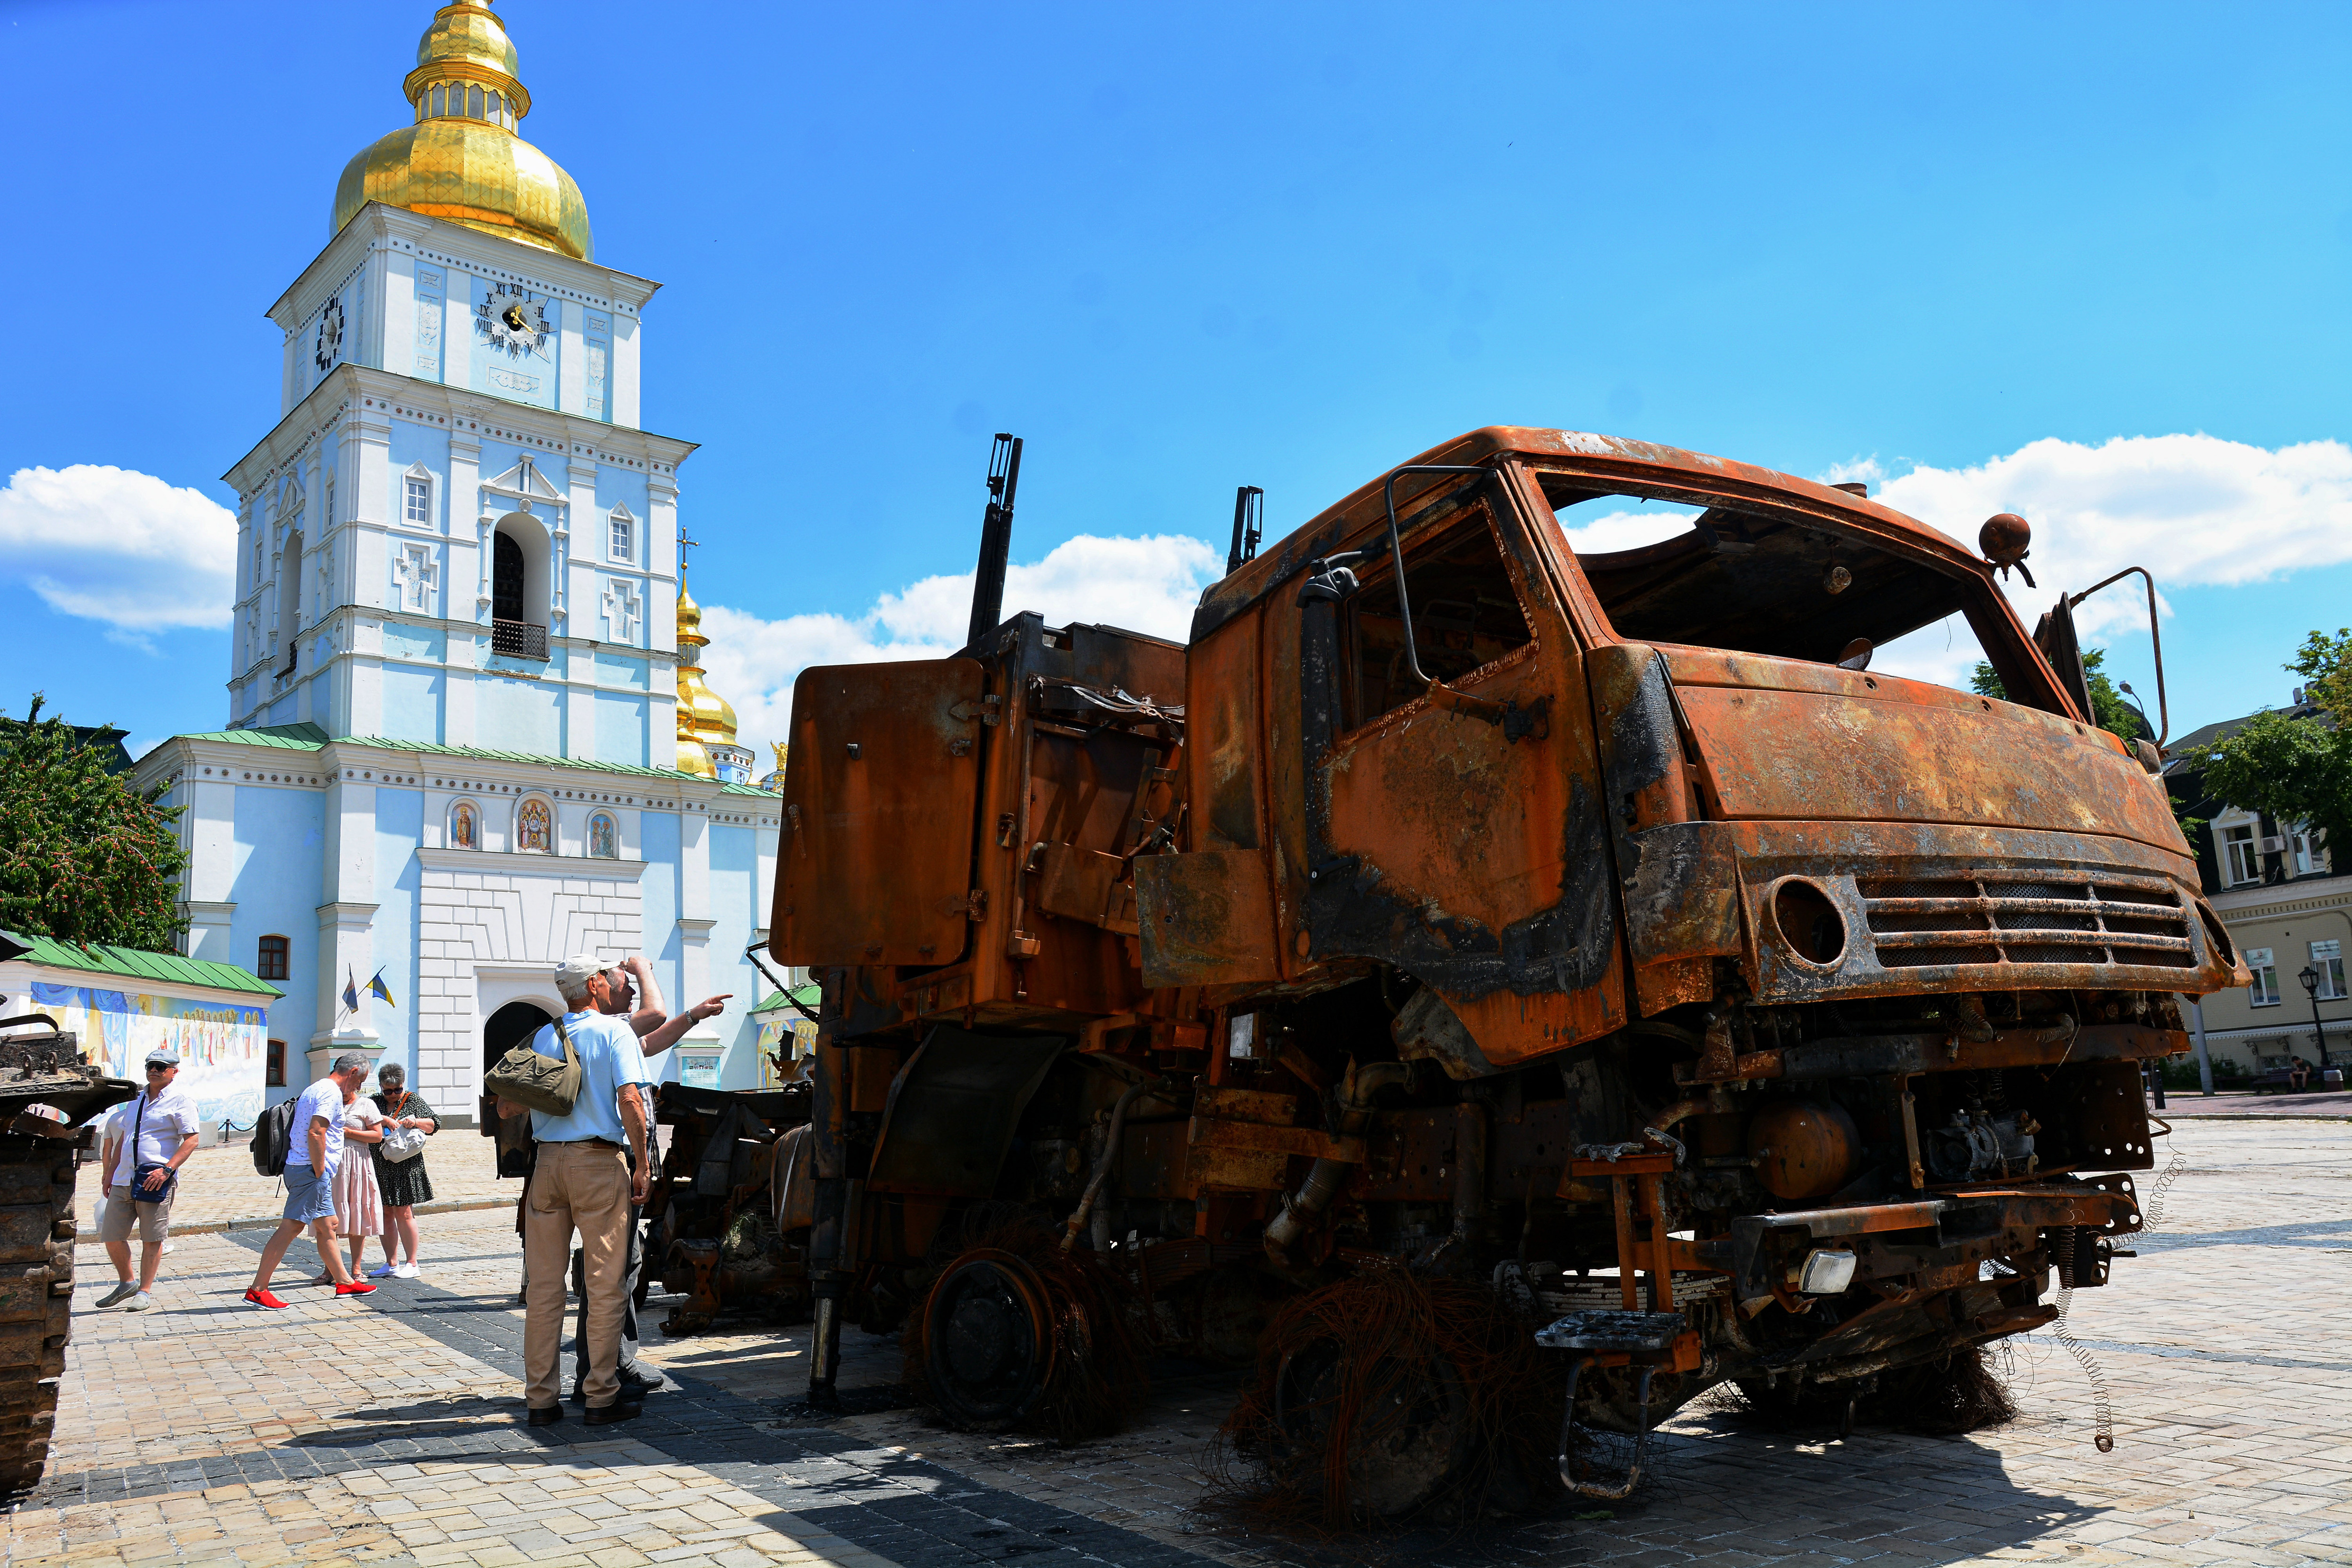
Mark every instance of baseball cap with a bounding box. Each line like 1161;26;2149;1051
143;1049;179;1068
554;954;613;991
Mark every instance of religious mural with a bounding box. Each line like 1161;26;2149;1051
588;812;617;859
451;800;478;849
28;985;268;1131
517;798;551;852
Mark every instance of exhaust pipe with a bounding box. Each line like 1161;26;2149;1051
965;433;1023;650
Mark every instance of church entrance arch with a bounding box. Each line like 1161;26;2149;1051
482;999;556;1176
483;1000;556;1079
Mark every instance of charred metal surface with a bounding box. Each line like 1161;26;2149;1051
1136;850;1280;988
866;1027;1067;1198
1303;782;1615;1003
1621;821;1744;966
1390;985;1499;1078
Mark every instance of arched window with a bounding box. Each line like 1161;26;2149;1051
490;514;551;660
255;934;289;981
493;533;525;621
587;812;617;859
449;800;480;850
516;797;553;853
488;90;502;122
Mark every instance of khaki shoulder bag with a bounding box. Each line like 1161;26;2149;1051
484;1017;582;1117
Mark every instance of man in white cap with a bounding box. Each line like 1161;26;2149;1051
498;955;664;1428
244;1053;379;1308
95;1049;200;1311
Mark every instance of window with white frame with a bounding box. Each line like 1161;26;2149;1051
609;506;634;564
2312;939;2345;1000
2248;947;2280;1006
2289;823;2328;877
2221;823;2261;886
405;474;431;525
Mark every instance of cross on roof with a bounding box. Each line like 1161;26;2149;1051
677;523;699;584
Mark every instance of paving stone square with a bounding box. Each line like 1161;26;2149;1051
10;1119;2347;1567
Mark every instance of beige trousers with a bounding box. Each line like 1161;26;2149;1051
523;1141;631;1409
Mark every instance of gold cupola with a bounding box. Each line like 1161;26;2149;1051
674;580;747;781
332;2;594;261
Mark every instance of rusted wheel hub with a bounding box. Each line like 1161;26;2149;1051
922;1248;1054;1431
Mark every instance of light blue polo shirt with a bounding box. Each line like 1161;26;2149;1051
528;1010;653;1146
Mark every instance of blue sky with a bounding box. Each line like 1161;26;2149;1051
4;0;2349;758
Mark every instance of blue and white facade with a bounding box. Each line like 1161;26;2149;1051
132;203;779;1116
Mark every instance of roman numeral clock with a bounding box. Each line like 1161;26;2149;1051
475;284;551;359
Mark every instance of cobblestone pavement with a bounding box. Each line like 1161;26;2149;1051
9;1120;2347;1567
2161;1089;2352;1119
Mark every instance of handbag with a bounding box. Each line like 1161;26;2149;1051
379;1095;427;1164
129;1095;177;1204
483;1016;581;1117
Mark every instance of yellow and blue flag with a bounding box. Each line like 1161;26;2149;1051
367;971;397;1008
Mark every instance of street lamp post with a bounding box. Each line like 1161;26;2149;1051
2296;963;2334;1076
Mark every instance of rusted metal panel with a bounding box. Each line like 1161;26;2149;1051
865;1027;1065;1197
1620;822;1743;965
1193;1085;1296;1124
1191;1117;1365;1163
1136;850;1280;988
1190;606;1267;852
1033;842;1134;932
1675;675;2180;851
773;657;985;967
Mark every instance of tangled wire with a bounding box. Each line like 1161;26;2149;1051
900;1204;1150;1444
1212;1268;1565;1532
1712;1343;2018;1435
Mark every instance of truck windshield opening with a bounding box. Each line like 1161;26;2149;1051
1544;481;1987;676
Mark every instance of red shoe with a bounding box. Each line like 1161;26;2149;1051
334;1280;376;1297
245;1288;289;1310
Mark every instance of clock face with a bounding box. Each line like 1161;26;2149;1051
314;296;344;371
475;285;551;360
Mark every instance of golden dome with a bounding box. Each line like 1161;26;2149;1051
673;579;740;777
331;2;593;261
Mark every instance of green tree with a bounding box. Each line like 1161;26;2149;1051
2175;630;2352;868
1970;646;2149;740
0;695;187;950
2288;628;2352;721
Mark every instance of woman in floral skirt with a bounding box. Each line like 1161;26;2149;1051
325;1082;385;1282
369;1062;439;1279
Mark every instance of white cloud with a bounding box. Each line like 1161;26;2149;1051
700;532;1223;765
0;465;238;646
1552;502;1701;556
1820;454;1888;488
1873;433;2352;639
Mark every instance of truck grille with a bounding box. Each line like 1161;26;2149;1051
1859;871;2196;971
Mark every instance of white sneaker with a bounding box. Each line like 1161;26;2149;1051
368;1263;398;1278
122;1292;156;1312
393;1263;419;1279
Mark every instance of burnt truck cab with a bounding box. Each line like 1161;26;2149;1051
773;427;2235;1469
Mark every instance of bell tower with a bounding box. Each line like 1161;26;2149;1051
220;0;693;768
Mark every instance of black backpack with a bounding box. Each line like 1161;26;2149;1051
250;1096;301;1178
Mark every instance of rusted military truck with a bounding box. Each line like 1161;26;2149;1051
765;428;2238;1503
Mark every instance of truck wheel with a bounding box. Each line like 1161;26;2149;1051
0;1150;78;1496
919;1248;1053;1432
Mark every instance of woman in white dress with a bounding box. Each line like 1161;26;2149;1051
331;1083;387;1281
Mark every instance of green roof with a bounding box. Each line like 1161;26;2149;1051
161;723;780;798
0;930;283;1000
751;983;821;1014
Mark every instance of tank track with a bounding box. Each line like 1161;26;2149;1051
0;1143;76;1495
